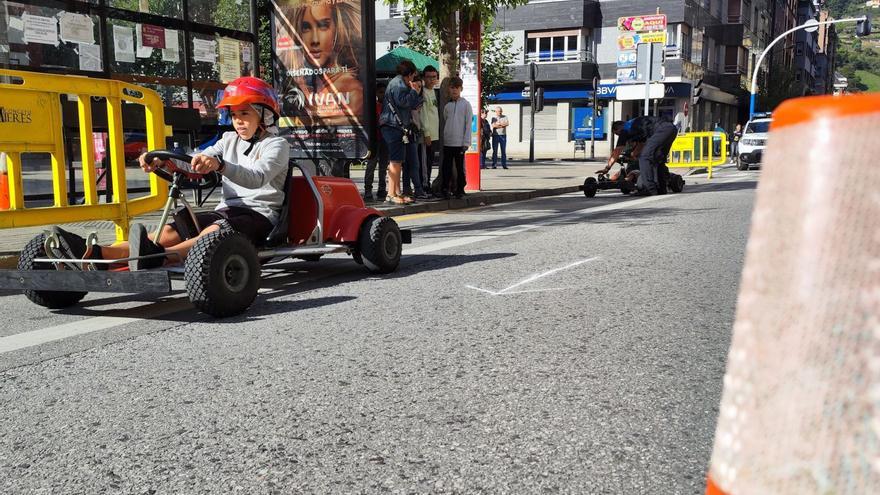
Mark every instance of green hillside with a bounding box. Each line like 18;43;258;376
855;69;880;91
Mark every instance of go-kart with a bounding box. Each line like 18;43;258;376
0;150;411;318
579;151;685;198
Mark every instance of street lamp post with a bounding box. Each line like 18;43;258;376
750;16;868;119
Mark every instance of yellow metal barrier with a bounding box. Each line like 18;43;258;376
0;69;169;241
668;132;728;179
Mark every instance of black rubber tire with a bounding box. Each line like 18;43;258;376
18;233;87;309
582;177;598;198
620;180;633;195
358;216;402;274
736;158;748;171
669;174;685;193
184;230;260;318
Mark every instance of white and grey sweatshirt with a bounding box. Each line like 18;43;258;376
201;132;291;225
442;98;473;148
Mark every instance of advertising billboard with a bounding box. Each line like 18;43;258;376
271;0;374;166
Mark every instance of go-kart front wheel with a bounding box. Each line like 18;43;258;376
19;233;87;309
358;216;402;274
185;230;260;318
582;177;598;198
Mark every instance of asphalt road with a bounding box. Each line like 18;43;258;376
0;169;758;494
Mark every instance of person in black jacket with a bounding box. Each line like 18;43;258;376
609;116;678;195
479;108;492;169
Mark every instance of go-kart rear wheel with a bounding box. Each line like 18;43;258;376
18;233;87;309
669;174;685;193
620;180;634;195
185;230;260;318
582;177;598;198
358;216;402;274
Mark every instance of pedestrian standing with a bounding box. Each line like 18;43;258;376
378;60;423;205
730;123;742;163
363;81;388;201
491;106;509;169
403;72;427;199
440;77;473;199
420;66;440;194
479;109;491;169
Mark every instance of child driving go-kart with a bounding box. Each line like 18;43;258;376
48;76;290;271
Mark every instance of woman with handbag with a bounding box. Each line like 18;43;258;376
403;73;428;200
378;60;423;205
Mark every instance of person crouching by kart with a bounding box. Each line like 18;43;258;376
595;141;644;190
48;77;291;270
605;116;678;196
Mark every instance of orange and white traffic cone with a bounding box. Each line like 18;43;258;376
705;92;880;494
0;152;9;210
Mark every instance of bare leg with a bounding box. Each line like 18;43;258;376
163;224;219;264
387;162;402;198
98;225;181;260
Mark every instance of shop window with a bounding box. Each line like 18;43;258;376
188;0;253;32
190;34;255;120
2;2;103;73
108;0;183;20
107;18;187;107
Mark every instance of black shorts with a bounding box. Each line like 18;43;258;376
171;206;274;244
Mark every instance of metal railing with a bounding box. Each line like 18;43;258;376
525;50;595;64
0;69;169;241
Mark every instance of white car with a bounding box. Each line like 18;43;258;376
737;116;772;170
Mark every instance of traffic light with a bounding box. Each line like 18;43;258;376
692;78;703;106
857;15;872;37
535;87;545;113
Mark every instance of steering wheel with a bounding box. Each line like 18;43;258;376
143;150;221;190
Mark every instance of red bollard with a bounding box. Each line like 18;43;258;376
464;151;481;191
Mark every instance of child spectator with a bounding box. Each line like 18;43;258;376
440;77;473;199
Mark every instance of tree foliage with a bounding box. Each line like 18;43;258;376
479;27;518;106
401;10;519;107
395;0;528;80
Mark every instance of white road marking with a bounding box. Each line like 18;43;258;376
404;224;540;255
1;173;755;355
466;257;599;296
0;298;192;354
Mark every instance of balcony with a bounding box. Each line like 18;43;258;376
525;50;595;64
511;58;599;83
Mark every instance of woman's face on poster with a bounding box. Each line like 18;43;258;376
300;4;336;67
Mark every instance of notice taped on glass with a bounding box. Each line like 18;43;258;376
272;0;370;162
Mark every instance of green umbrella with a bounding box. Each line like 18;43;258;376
375;46;440;74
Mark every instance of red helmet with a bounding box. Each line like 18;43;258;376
217;77;280;116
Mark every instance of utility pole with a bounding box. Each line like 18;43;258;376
528;62;536;163
590;76;598;160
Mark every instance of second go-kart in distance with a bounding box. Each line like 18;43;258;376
580;147;684;198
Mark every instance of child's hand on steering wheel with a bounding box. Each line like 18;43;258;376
138;153;163;174
191;154;221;174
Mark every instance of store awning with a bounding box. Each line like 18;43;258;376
376;47;439;74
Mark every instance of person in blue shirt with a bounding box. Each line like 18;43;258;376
378;60;423;204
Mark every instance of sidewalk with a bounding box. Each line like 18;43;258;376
0;159;608;259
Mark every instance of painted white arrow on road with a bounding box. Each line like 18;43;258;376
466;257;600;296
